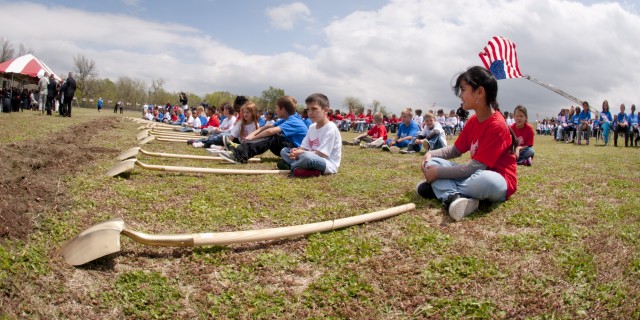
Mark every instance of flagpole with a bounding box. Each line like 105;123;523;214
524;75;598;114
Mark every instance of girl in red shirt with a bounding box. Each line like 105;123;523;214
511;105;535;166
417;66;518;221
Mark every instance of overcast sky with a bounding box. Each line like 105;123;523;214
1;0;639;117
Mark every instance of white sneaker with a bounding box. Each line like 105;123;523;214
192;141;204;148
206;149;224;155
448;197;479;221
389;146;401;154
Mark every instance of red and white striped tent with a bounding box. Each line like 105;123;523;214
0;53;61;82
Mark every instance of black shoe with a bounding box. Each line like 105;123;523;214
415;181;436;199
276;161;291;170
187;139;197;145
443;193;462;210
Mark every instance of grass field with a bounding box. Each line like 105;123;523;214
1;108;639;319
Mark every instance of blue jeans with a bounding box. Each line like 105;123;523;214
517;146;535;163
407;135;445;152
355;121;366;132
427;157;507;203
600;121;611;144
280;147;326;172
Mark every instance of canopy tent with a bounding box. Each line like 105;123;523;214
0;53;61;83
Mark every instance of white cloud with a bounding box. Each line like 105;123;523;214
1;0;639;118
265;2;312;30
122;0;140;7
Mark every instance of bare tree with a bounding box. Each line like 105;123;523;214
0;38;15;63
116;76;147;109
16;43;34;56
73;54;98;100
343;96;364;114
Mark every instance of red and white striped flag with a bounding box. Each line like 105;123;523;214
478;36;523;80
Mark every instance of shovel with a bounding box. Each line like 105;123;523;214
136;129;197;141
117;147;260;162
139;136;189;145
61;203;416;265
106;158;287;177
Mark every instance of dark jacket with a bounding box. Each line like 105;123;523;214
60;77;77;98
47;79;57;97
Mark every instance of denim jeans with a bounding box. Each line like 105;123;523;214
201;132;230;148
386;138;410;148
427;157;507;203
407;135;445;152
355;121;366;132
279;147;326;172
600;121;610;144
517;146;535;163
231;134;293;163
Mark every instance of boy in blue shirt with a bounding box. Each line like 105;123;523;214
382;108;420;153
577;101;592;145
220;95;308;164
614;103;629;147
629;104;639;147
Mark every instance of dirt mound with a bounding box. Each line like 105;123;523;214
0;118;121;239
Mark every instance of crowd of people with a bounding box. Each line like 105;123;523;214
138;66;526;222
535;100;640;147
0;72;76;117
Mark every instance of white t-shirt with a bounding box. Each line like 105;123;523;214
446;116;458;126
219;115;237;131
413;115;424;129
436;115;446;126
419;122;447;146
230;121;258;141
300;121;342;174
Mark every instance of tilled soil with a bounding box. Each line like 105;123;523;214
0;117;120;239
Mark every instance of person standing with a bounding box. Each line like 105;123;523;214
38;72;49;115
97;97;103;112
59;72;76;117
46;74;57;116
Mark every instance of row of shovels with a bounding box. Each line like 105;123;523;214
61;117;416;266
107;118;284;177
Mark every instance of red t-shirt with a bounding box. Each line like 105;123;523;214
335;114;344;121
365;114;373;124
454;111;518;199
345;113;355;121
203;115;220;128
367;124;388;141
510;123;535;147
357;113;366;120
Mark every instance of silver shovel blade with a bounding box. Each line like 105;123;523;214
61;218;126;266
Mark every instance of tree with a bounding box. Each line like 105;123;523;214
73;54;98;101
0;38;15;63
204;91;235;108
370;99;382;114
343;96;364;115
259;86;285;111
16;43;34;57
115;76;147;110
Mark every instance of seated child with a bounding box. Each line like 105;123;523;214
189;103;236;147
417;66;517;222
342;112;387;148
219;95;308;164
279;93;342;177
382;108;420;153
511;105;535;166
402;111;447;154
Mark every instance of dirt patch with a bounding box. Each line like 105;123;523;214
0;118;120;240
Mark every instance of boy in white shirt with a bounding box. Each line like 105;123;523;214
401;112;447;153
279;93;342;177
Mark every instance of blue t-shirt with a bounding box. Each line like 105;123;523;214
571;114;580;126
177;113;185;124
157;113;164;121
629;113;639;126
219;115;227;123
615;112;628;124
275;113;308;147
303;117;312;128
396;121;420;138
259;117;266;127
578;110;591;123
198;115;208;126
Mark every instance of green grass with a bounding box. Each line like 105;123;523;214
1;109;639;318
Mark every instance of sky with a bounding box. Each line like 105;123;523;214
1;0;639;117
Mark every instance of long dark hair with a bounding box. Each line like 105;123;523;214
453;66;517;154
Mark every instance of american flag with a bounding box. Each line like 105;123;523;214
478;36;523;80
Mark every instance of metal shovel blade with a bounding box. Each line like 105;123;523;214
61;218;126;266
136;130;150;140
117;147;141;160
139;136;155;145
106;158;137;177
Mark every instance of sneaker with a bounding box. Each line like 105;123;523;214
422;140;430;152
586;140;589;145
447;195;479;221
223;135;239;151
389;146;401;154
381;145;390;152
192;141;204;148
292;168;322;178
187;139;197;145
399;149;416;154
415;181;436;199
360;143;369;148
218;151;239;164
578;139;581;145
276;161;291;170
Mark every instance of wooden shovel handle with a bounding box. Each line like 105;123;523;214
135;161;287;174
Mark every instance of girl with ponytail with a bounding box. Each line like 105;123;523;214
416;66;518;221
